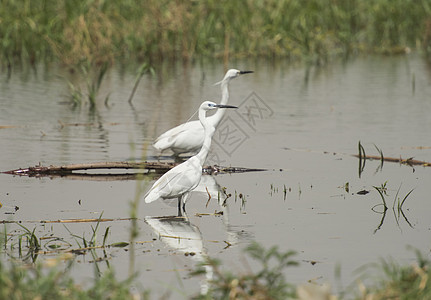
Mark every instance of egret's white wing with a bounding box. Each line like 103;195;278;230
144;171;183;203
169;127;205;154
156;120;200;140
153;120;201;151
144;158;203;203
153;108;227;154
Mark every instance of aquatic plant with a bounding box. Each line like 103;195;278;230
356;247;431;299
192;241;298;299
14;223;41;263
372;182;414;233
0;258;142;300
1;0;431;67
0;219;142;299
358;141;366;177
2;223;431;300
128;62;155;104
66;62;110;109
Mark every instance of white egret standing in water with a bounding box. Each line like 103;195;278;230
145;101;238;215
153;69;253;155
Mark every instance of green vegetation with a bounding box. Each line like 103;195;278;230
372;182;414;233
2;229;431;299
192;242;298;299
67;61;110;109
1;220;143;299
0;258;143;300
1;0;431;67
356;247;431;300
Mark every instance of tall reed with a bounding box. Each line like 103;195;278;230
1;0;431;67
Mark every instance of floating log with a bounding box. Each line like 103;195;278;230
0;217;134;224
2;161;266;178
283;147;431;167
2;161;175;176
352;154;430;167
203;165;267;174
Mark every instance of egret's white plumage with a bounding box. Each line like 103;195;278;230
153;69;253;155
145;101;237;215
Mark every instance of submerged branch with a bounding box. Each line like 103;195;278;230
2;161;266;178
0;217;134;224
2;161;175;176
351;154;430;167
283;147;431;167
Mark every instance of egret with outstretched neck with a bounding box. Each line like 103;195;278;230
145;101;238;215
153;69;253;155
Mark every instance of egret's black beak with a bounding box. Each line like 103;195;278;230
216;104;238;109
239;70;254;75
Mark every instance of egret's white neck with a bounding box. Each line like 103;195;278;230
195;109;216;166
219;79;229;105
210;79;229;127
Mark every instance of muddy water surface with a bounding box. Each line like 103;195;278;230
1;56;431;297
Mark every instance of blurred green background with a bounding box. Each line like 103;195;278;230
1;0;431;67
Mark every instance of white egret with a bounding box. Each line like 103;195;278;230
145;101;238;215
153;69;253;155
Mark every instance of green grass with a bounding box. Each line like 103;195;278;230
192;242;298;299
1;0;431;67
0;258;144;300
1;219;145;300
356;247;431;300
66;61;110;109
1;225;431;299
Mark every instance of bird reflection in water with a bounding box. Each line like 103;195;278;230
145;215;213;295
145;174;252;295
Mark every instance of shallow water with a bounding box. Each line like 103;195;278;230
1;55;431;297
